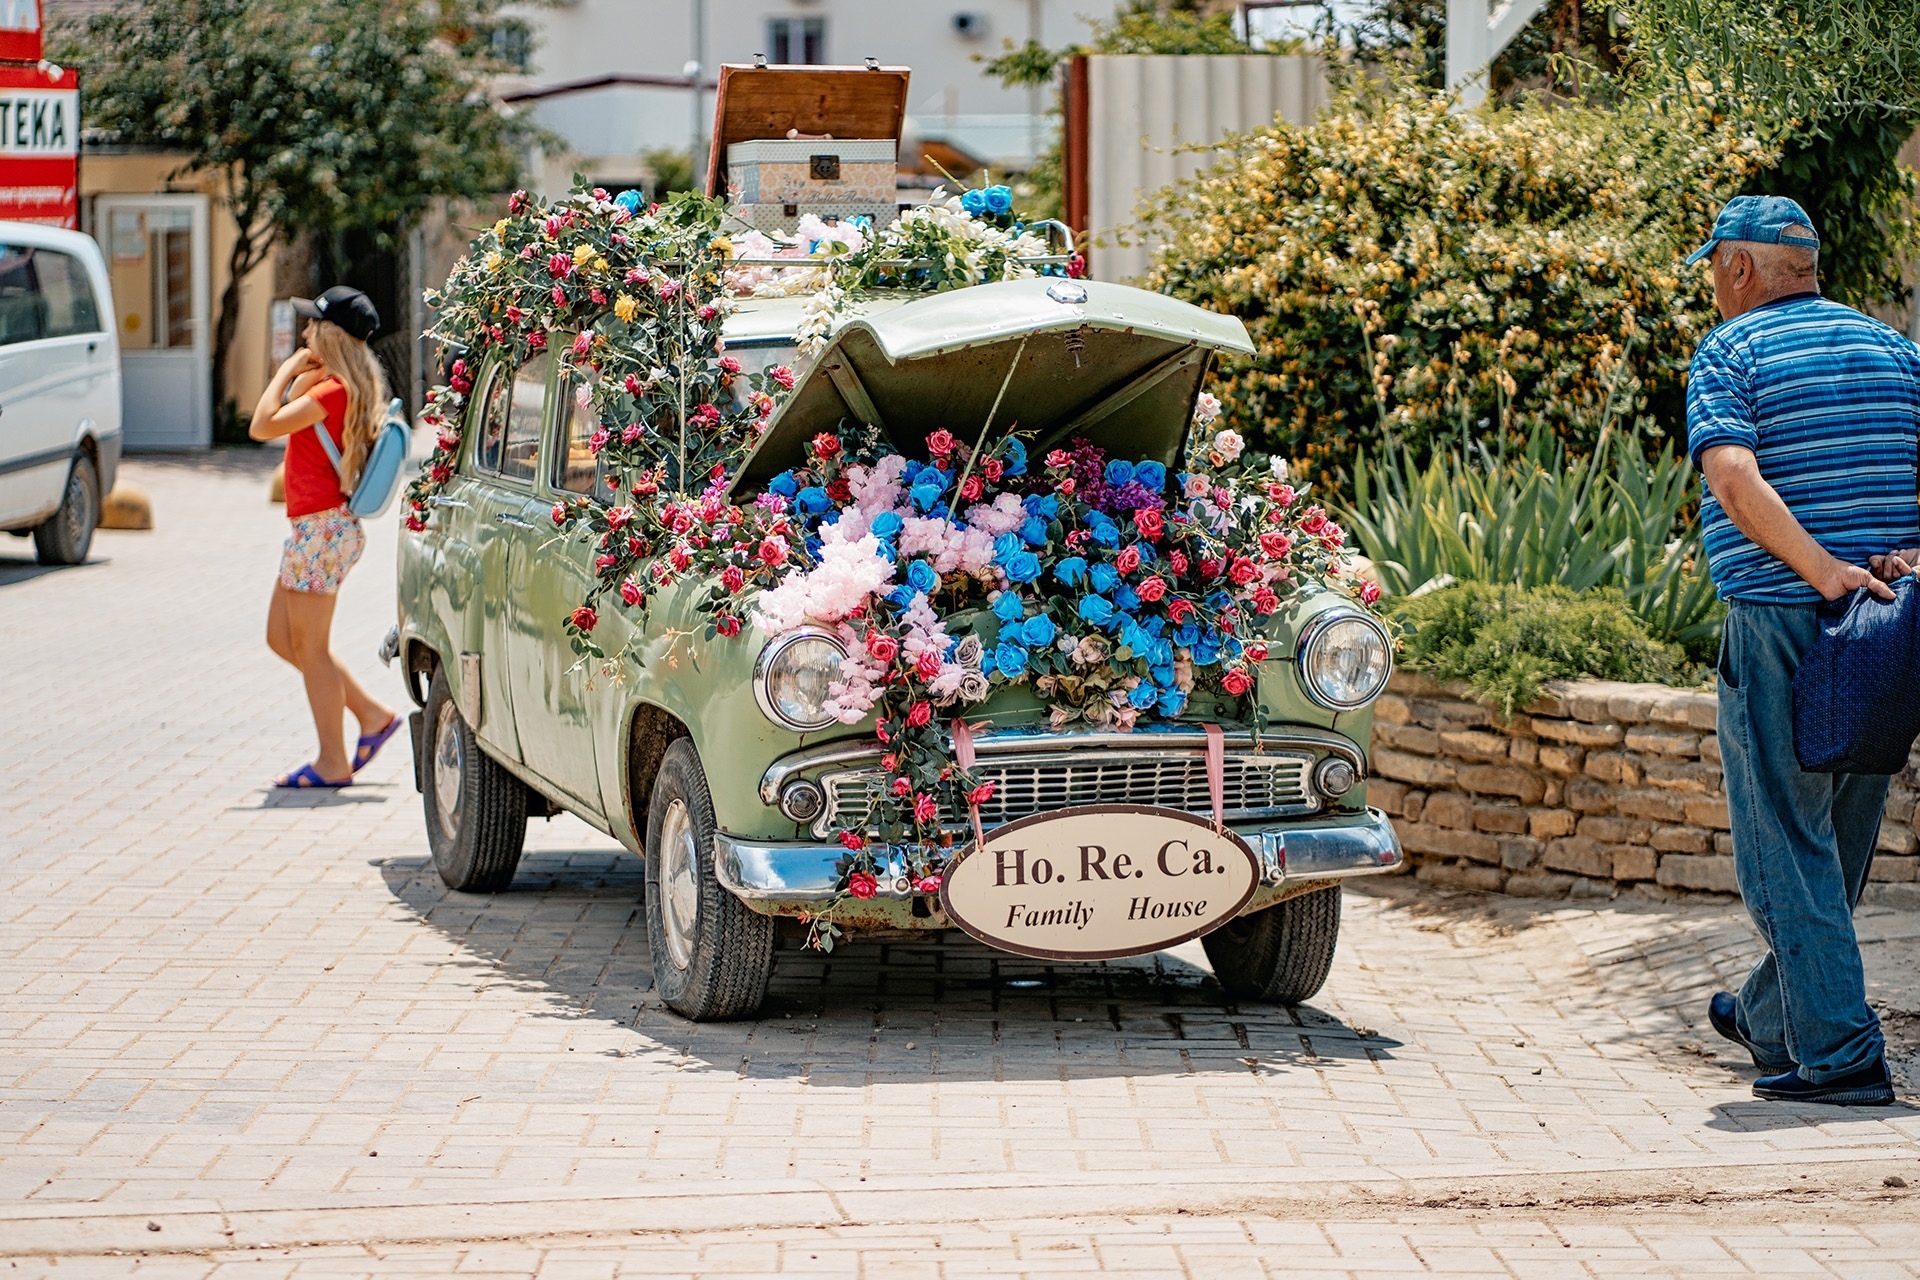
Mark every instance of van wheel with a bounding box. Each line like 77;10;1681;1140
423;668;527;892
645;738;774;1020
1201;885;1342;1004
34;454;96;566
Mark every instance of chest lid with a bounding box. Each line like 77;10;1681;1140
705;62;910;198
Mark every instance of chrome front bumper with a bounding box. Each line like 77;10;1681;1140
715;807;1403;903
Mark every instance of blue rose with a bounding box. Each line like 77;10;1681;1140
961;188;990;216
994;642;1030;677
613;189;642;213
1023;493;1058;519
993;532;1022;563
887;585;917;609
1134;460;1167;492
1173;622;1201;648
985;185;1014;215
911;483;944;513
1150;637;1175;668
906;560;940;595
869;511;903;539
992;591;1026;623
875;539;899;563
1089;563;1120;594
1150;663;1175;687
1104;459;1135;487
1020;516;1049;547
1207;590;1234;612
980;649;997;675
1055;556;1088;587
804;535;824;559
1078;595;1115;626
1155;688;1187;719
1141;615;1165;637
1128;682;1158;709
795;486;831;516
1021;614;1057;648
1194;637;1222;666
769;471;800;499
1002;439;1028;476
1090;521;1121;549
1114;585;1141;612
1004;550;1042;583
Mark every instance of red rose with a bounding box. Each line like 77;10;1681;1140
1170;550;1189;575
1167;597;1196;623
1269;483;1296;507
1259;532;1292;559
1251;587;1280;615
926;429;956;456
1229;557;1260;587
571;331;592;357
1045;449;1072;469
669;546;691;572
915;649;941;681
912;874;943;894
960;475;985;502
1200;557;1226;581
1360;579;1382;605
838;831;867;850
1059;478;1076;497
912;793;939;824
759;537;788;567
812;433;842;459
906;701;932;728
890;776;913;797
721;565;746;593
982;458;1004;482
570;605;598;631
1115;545;1141;575
620;577;644;606
551;501;568;526
1300;507;1328;535
827;477;852;502
528;330;548;351
715;615;741;637
1135;576;1167;603
848;871;878;899
967;781;997;806
547;252;571;278
595;554;617;572
606;506;633;530
405;515;426;533
1133;508;1164;540
867;632;900;663
626;536;644;557
1245;641;1270;662
1221;666;1254;696
429;463;451;483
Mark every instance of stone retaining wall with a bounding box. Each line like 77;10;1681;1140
1369;671;1920;902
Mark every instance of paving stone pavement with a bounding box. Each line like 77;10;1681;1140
4;453;1920;1276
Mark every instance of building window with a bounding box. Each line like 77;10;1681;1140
768;17;825;65
487;22;533;71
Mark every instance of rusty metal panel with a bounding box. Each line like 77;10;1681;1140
1084;54;1326;283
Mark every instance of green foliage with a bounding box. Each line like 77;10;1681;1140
1343;428;1722;659
1393;582;1692;715
643;148;699;198
1142;77;1773;480
1350;0;1632;98
55;0;535;412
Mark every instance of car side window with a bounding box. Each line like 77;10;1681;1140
38;251;101;338
499;353;548;483
0;244;46;345
472;362;511;474
553;375;613;501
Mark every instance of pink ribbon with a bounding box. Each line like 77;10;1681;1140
951;717;987;850
1203;721;1226;834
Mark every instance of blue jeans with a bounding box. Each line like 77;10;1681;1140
1717;601;1887;1081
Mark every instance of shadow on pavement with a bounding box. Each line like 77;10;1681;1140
1705;1098;1920;1131
375;849;1399;1083
0;553;101;587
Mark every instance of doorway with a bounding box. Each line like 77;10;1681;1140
93;194;211;450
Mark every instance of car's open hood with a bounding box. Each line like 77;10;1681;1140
727;278;1255;496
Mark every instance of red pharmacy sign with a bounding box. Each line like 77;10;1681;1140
0;0;42;65
0;60;77;228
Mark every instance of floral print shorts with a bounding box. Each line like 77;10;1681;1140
278;507;365;594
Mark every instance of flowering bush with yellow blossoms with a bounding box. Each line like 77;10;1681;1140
1142;79;1779;482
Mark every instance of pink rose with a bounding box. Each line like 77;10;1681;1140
1135;576;1167;603
1221;667;1254;696
571;331;592;357
547;252;571;278
839;831;867;851
848;871;878;899
890;776;913;797
758;537;788;567
1115;545;1141;575
867;632;900;663
551;501;568;526
912;793;938;825
715;615;741;637
721;565;746;593
1360;579;1382;605
926;429;956;457
620;577;644;606
967;782;996;806
906;701;932;728
768;365;795;391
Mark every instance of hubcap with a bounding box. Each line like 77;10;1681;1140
432;699;464;841
657;798;701;970
62;469;91;551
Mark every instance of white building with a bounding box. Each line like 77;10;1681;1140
502;0;1092;196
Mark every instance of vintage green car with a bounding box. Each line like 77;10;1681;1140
390;278;1401;1020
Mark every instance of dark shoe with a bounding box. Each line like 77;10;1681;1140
1708;991;1772;1069
1753;1059;1895;1106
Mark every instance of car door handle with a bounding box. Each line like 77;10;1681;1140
428;495;468;509
496;513;536;530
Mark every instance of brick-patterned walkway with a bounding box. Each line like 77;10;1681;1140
3;454;1918;1276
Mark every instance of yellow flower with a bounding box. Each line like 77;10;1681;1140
483;250;503;272
572;243;595;267
614;294;639;323
492;218;508;239
593;257;609;273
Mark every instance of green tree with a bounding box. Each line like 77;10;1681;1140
56;0;536;418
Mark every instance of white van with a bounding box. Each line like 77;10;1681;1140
0;222;120;565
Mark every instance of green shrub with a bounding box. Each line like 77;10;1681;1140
1393;582;1695;716
1342;427;1723;660
1141;76;1775;482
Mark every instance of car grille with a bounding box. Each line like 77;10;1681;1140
814;750;1320;836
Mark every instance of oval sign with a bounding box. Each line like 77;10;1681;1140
939;804;1262;961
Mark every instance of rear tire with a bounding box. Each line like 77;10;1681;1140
423;668;528;892
1202;885;1342;1004
33;454;96;566
644;738;774;1020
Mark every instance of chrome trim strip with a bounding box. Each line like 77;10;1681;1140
715;808;1403;904
759;722;1367;806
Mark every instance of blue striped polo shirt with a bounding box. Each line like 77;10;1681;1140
1687;294;1920;604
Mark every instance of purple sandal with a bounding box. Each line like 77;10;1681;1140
274;763;352;789
354;716;404;773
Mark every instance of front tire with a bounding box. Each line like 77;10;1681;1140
644;738;774;1020
1202;885;1342;1004
33;454;96;566
423;668;528;892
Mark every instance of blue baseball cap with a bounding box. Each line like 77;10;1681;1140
1686;195;1820;266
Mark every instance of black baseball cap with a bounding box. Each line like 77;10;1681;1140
293;285;380;342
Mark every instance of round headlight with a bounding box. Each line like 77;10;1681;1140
1297;610;1392;711
754;630;847;732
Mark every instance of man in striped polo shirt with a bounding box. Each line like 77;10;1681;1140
1687;195;1920;1107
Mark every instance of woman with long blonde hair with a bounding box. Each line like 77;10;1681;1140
249;286;399;788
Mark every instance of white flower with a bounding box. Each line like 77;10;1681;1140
1193;392;1222;425
1212;429;1245;463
